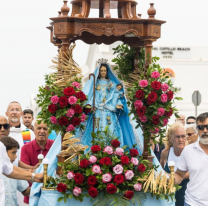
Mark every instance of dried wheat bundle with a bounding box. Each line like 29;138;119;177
49;43;83;88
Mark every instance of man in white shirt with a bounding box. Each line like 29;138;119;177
0;142;43;206
174;112;208;206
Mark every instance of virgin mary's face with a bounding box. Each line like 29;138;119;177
99;66;107;78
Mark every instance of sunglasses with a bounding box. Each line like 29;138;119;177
0;124;10;130
197;125;208;131
187;133;195;137
187;122;195;124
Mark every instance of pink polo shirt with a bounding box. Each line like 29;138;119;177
20;138;54;204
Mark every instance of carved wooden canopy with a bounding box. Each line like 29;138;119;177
47;0;165;58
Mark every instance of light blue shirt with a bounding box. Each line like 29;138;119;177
2;175;29;206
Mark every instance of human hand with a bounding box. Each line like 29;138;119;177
34;173;44;183
34;163;41;169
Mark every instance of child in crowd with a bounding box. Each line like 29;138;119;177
0;136;30;206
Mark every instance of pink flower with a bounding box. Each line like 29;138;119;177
67;171;74;180
134;100;143;109
72;82;81;89
81;113;86;122
151;128;160;134
66;124;75;132
66;109;75;118
68;96;77;105
113;164;123;174
103;146;113;155
157;108;165;116
161;83;169;92
163;118;168;126
102;173;112;183
134;183;142;191
92;165;101;174
51;95;59;104
125;170;134;180
139;80;148;88
89;156;97;164
161;94;168;103
73;187;82;197
139;115;147;123
130;157;139;166
50;116;57;124
115;148;124;156
151;71;160;78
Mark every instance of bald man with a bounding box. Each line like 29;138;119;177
176;114;186;126
0;115;39;170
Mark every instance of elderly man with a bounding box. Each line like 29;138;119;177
175;112;208;206
22;109;34;131
21;119;54;205
186;124;198;144
5;102;35;166
0;141;43;206
0;115;39;170
176;114;186;126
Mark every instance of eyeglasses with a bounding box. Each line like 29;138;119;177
187;122;195;124
197;125;208;131
187;133;195;137
173;135;186;140
0;124;10;130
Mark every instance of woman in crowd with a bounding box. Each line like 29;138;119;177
160;123;189;206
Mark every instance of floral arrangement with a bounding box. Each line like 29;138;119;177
37;75;91;135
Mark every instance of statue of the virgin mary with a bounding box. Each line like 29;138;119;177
79;60;143;153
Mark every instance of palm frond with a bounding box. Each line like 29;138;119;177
134;192;146;206
109;193;130;206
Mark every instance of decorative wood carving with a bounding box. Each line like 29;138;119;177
151;25;160;37
71;3;81;17
148;3;156;19
61;1;70;17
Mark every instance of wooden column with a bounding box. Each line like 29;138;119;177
104;0;111;18
144;40;153;69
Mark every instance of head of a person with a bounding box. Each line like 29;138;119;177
166;122;186;150
186;123;198;144
5;101;22;125
0;136;19;163
186;116;196;124
117;84;123;90
34;119;49;144
175;114;186;126
22;109;34;128
98;64;108;79
0;115;10;138
196;112;208;145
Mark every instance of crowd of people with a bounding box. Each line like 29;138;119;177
0;101;208;206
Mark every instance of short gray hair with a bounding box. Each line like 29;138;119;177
186;123;197;133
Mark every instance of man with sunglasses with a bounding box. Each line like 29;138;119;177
174;112;208;206
186;116;196;125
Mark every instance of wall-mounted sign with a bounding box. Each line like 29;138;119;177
152;47;191;59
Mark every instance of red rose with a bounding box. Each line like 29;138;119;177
111;139;121;148
136;106;146;116
71;117;81;127
59;96;68;108
74;173;85;185
80;159;89;168
48;104;58;113
137;164;146;173
91;145;101;153
99;157;112;166
88;186;98;198
124;191;134;200
167;90;174;101
83;104;92;115
147;91;157;105
87;176;97;186
106;183;117;194
151;81;161;90
152;115;160;125
120;156;129;165
63;87;75;97
135;90;144;100
58;116;69;126
74;104;83;114
57;183;67;193
130;149;139;157
165;107;173;117
76;91;87;102
114;174;124;184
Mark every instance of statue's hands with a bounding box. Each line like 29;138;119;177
116;105;123;110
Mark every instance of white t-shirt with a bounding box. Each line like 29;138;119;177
177;141;208;206
0;142;13;206
167;147;180;172
9;124;35;166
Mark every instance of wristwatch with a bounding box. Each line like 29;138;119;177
31;173;35;183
